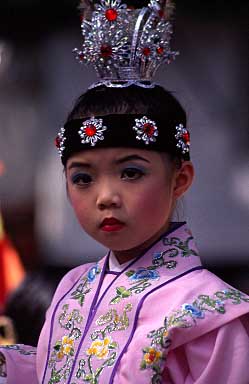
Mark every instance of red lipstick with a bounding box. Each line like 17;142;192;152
100;217;124;232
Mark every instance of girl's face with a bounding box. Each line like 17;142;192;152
66;148;192;262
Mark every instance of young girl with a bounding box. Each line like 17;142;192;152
1;0;249;383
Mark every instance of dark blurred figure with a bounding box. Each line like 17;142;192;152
2;266;69;346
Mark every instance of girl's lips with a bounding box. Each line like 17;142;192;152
100;218;125;232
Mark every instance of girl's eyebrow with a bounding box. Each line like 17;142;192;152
115;155;150;164
67;155;150;170
67;161;92;170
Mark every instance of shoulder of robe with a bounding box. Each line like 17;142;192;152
146;268;249;350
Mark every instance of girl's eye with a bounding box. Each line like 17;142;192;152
71;173;93;185
121;167;145;180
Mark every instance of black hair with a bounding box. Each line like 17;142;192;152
66;84;186;125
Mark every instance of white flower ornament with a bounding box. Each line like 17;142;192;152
133;116;158;145
78;117;107;146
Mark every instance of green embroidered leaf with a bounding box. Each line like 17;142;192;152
106;354;117;366
216;306;225;314
110;296;122;304
125;270;135;277
49;373;61;383
108;342;118;350
116;286;127;295
54;343;61;351
121;290;131;298
84;374;93;381
140;361;147;370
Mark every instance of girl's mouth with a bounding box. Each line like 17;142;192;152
100;217;125;232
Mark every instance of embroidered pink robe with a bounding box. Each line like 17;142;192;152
1;223;249;383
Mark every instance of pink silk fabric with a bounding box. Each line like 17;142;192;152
1;223;249;383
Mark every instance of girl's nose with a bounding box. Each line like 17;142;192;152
96;183;122;210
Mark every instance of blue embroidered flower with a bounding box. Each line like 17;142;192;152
128;268;160;282
182;304;204;319
87;264;100;283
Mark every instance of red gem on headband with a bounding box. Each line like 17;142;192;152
55;127;66;157
175;124;190;154
78;117;107;146
84;125;97;137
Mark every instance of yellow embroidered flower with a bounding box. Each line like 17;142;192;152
56;336;74;360
144;348;162;365
87;337;116;359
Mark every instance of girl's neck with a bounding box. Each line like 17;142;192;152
112;222;171;265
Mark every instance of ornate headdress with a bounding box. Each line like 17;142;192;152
55;0;191;164
74;0;178;87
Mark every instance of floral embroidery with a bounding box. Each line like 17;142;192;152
140;288;249;382
162;235;198;258
110;281;151;304
48;305;83;383
141;346;165;382
109;253;178;305
75;304;132;383
110;255;177;305
54;335;75;361
0;344;36;356
152;252;177;269
182;304;204;319
87;336;118;359
87;264;101;282
109;233;198;305
142;347;163;366
71;264;101;306
127;267;160;282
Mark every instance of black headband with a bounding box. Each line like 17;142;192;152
55;114;190;165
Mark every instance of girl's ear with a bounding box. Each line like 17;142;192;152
173;161;194;199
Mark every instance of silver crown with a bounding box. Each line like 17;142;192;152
74;0;178;82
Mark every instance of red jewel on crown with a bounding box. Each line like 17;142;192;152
175;124;190;154
105;8;118;21
156;46;164;55
133;116;158;145
100;44;113;58
78;117;107;146
142;47;151;57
